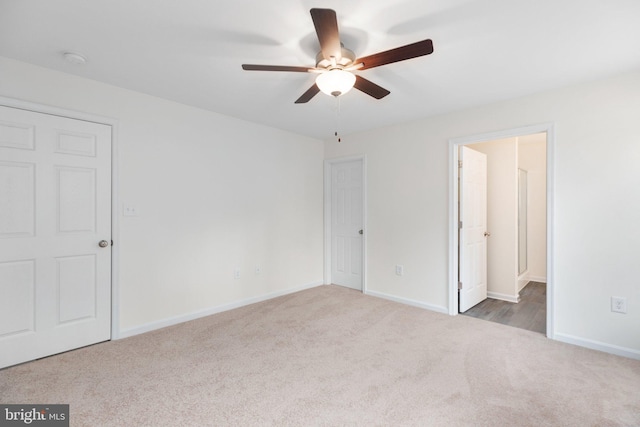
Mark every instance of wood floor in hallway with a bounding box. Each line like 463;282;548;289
462;281;546;334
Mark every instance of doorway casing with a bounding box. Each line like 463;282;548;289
324;155;367;292
448;123;555;338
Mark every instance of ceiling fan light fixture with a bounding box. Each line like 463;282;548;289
315;69;356;97
241;9;434;103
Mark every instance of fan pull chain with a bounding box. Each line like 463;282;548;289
334;96;342;143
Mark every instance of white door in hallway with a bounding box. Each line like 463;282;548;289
459;146;488;312
0;105;112;368
331;159;363;290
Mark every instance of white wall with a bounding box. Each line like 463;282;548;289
471;138;518;300
519;134;547;282
0;57;325;335
325;71;640;357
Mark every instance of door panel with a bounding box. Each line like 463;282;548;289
459;146;488;312
57;166;97;233
55;130;97;157
331;160;363;290
57;255;97;323
0;105;111;369
0;120;34;150
0;260;35;337
0;161;35;238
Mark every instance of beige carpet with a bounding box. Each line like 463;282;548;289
1;285;639;426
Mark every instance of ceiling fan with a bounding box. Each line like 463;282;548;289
242;8;434;104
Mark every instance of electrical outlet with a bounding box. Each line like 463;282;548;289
233;268;241;279
611;296;627;314
395;265;404;276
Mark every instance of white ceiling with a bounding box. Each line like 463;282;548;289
1;0;639;140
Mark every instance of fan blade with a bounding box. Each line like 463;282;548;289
295;84;320;104
354;75;390;99
242;64;314;72
356;39;434;70
310;8;342;61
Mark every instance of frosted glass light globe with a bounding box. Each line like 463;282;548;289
315;69;356;97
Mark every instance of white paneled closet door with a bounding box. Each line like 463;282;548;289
0;105;112;369
331;159;363;290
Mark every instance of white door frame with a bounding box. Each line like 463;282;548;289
0;96;121;339
324;155;367;292
448;123;555;339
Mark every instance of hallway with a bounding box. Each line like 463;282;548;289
462;282;546;334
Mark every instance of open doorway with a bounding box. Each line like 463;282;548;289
461;134;546;333
448;124;554;338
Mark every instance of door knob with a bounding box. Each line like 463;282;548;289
98;240;109;248
359;229;363;235
484;232;491;237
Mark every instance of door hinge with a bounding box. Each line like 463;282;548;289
111;240;114;246
458;221;463;229
458;160;462;168
458;281;463;290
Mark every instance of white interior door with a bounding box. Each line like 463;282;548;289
459;146;488;312
0;105;112;369
331;159;363;290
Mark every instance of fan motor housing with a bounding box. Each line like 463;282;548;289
315;46;356;70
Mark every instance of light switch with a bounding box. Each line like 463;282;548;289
123;205;139;217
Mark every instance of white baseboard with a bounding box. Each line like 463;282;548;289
365;289;448;314
487;291;520;303
554;332;640;360
529;276;547;283
117;281;323;339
